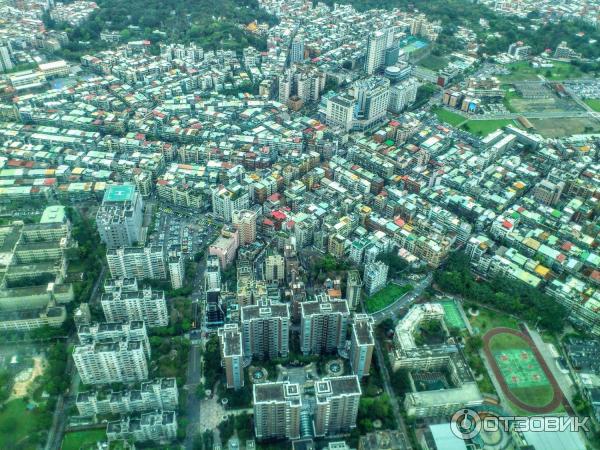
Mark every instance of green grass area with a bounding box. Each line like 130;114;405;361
433;107;466;127
584;98;600;112
489;332;528;351
499;61;584;82
511;384;555;407
365;283;413;313
462;119;515;136
418;54;448;71
0;399;47;449
62;429;107;450
468;306;519;335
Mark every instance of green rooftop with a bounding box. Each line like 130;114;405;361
103;184;135;203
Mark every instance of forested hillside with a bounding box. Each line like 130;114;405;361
327;0;600;60
45;0;277;59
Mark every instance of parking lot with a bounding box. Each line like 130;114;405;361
150;204;222;258
564;80;600;99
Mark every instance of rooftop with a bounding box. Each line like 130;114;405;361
301;299;349;316
40;205;66;224
103;184;135;203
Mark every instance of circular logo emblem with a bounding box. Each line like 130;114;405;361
450;408;482;440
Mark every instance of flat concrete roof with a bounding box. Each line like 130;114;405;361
40;205;66;224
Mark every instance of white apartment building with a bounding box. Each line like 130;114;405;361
265;253;285;285
254;382;302;441
204;255;222;291
313;376;361;437
364;260;389;296
365;29;395;75
73;339;149;385
354;76;390;130
326;94;355;132
232;209;257;245
106;411;177;443
168;252;185;289
388;78;418;113
96;184;144;249
349;314;375;379
290;37;305;63
300;298;349;355
211;184;250;222
346;270;362;310
106;245;168;281
241;301;290;359
218;324;244;390
74;321;151;385
0;43;13;72
100;282;168;327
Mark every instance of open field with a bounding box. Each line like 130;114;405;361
468;306;519;335
483;327;563;414
508;96;583;114
365;283;413;313
62;429;107;450
0;399;46;449
529;117;600;138
462;119;515;136
584;98;600;112
499;61;584;82
418;54;448;71
433;107;465;127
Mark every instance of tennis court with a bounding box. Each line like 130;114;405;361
493;348;549;389
399;37;428;54
438;299;467;330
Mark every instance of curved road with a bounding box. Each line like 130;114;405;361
371;273;432;324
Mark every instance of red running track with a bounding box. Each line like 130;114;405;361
482;326;564;414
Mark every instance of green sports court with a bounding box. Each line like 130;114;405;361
438;299;467;330
493;348;549;389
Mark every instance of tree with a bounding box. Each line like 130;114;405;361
377;251;408;277
466;335;483;353
218;415;235;442
434;251;566;333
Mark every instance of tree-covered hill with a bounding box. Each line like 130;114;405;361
46;0;277;59
326;0;600;60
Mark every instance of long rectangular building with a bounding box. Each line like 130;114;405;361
101;281;168;327
76;378;178;416
349;314;375;379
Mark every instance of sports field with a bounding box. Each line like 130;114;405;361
484;327;562;414
438;299;467;330
493;348;549;389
